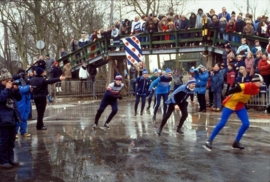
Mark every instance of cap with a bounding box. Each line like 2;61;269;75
142;68;148;75
36;67;44;75
0;68;12;81
165;68;172;74
187;77;196;85
115;74;123;81
252;74;264;82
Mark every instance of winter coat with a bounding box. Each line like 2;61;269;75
251;46;263;56
219;21;227;33
78;38;90;48
244;57;255;76
226;70;236;87
226;22;236;33
166;84;195;105
0;84;22;126
36;59;46;70
195;13;203;28
45;57;55;73
133;76;151;95
30;75;60;99
210;70;224;92
149;76;172;94
79;66;89;79
235;18;246;33
258;59;270;75
218;11;231;22
17;83;31;121
236;72;250;83
63;64;72;78
51;66;63;78
236;44;251;56
194;70;209;94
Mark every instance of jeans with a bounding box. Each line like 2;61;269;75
210;107;250;141
213;92;222;109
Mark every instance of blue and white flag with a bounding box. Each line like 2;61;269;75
122;36;143;64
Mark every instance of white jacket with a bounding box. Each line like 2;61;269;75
79;66;89;79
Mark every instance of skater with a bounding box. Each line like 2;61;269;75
156;77;196;135
30;67;65;130
205;74;264;150
148;68;172;121
92;74;124;130
133;68;151;116
146;68;159;110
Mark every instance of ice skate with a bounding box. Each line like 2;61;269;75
232;141;245;150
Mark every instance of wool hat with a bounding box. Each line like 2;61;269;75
187;77;196;85
54;61;59;66
0;68;12;81
252;74;263;82
165;68;172;74
142;68;148;75
115;74;123;81
154;68;159;73
36;67;44;76
198;64;205;69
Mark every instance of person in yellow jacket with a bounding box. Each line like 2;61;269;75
205;74;263;150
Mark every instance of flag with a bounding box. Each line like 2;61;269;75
122;36;143;64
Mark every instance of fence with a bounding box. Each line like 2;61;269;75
50;78;270;111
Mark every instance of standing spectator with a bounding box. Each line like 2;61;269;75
235;14;246;43
0;68;22;168
236;66;250;83
218;17;228;43
79;61;89;93
78;32;90;48
201;14;212;44
225;63;236;96
188;12;197;44
130;16;141;35
62;60;72;92
226;45;235;66
235;55;245;75
161;21;170;48
258;53;270;87
148;68;172;121
236;38;251;58
266;37;270;58
119;19;131;36
30;67;65;130
253;16;262;34
70;37;80;60
179;15;189;45
90;30;98;58
36;56;46;70
60;48;67;58
245;51;255;78
45;54;55;78
195;8;204;28
218;7;231;22
172;69;183;90
51;62;63;92
133;69;151;116
207;9;217;20
210;64;224;112
251;40;263;56
242;20;255;46
194;65;209;112
226;19;236;41
254;50;262;74
111;25;120;51
88;63;97;83
257;21;268;38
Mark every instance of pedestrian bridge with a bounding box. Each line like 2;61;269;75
57;28;269;74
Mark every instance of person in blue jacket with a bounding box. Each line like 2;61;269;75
193;64;209;112
133;68;151;116
156;77;196;135
0;68;22;168
148;68;172;121
15;70;32;137
210;64;224;111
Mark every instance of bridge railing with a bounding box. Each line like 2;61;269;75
57;28;269;70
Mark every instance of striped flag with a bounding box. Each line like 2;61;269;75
122;36;143;64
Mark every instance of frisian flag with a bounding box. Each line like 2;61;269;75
122;36;143;64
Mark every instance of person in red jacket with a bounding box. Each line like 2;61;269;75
258;52;270;88
225;63;236;96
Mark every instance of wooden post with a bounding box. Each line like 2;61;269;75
175;53;179;69
106;59;114;87
145;55;150;71
157;54;161;69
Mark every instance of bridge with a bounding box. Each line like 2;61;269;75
57;28;269;83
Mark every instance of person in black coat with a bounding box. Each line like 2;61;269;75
30;67;65;130
51;62;63;92
0;68;22;168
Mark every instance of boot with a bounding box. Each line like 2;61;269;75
156;127;162;136
232;141;245;149
56;87;59;92
176;127;184;135
59;87;63;92
205;140;213;150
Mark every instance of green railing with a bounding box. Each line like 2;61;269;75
57;28;269;69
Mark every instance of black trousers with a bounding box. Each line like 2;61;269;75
0;126;16;164
34;97;47;129
197;93;206;111
160;102;188;129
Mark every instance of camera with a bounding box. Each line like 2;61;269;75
12;80;21;86
6;98;14;109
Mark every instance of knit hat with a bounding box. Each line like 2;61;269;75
187;77;196;85
54;61;59;66
154;68;159;73
142;68;148;75
165;68;172;74
252;74;263;82
0;68;12;81
115;74;123;81
36;67;44;76
198;64;205;69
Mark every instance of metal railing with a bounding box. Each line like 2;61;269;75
246;85;270;109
